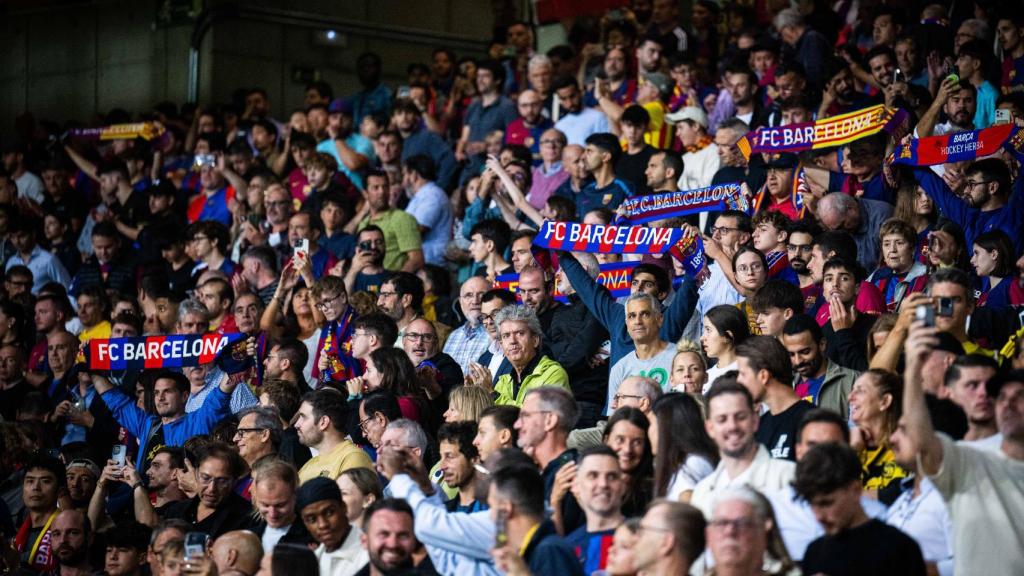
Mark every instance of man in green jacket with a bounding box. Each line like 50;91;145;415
488;305;570;406
782;314;860;419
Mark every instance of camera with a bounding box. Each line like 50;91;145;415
358;240;375;252
936;297;954;317
915;304;935;328
193;154;216;169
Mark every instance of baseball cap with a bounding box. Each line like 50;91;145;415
665;106;708;129
67;459;101;478
642;72;672;98
764;153;800;170
328;98;353;116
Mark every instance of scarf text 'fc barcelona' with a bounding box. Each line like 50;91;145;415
532;221;683;254
87;333;247;371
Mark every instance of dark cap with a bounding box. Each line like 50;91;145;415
148;180;177;198
986;369;1024;399
764;153;799;170
296;477;342;511
934;332;966;357
328;98;353;116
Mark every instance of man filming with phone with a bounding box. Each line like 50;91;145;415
288;210;337;281
343;226;387;294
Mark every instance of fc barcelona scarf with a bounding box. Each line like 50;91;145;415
532;221;683;255
14;511;56;571
67;121;168;143
668;227;711;287
890;123;1017;166
496;261;642;302
87;333;249;371
616;183;747;224
737;104;899;160
313;306;360;385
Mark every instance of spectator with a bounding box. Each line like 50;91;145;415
294;389;374;483
317;98;374;190
162;443;253;538
402;155;452;266
352;169;424;272
296;477;369;575
392;99;457;190
6;216;71;294
781;314;860;419
456;59;517;162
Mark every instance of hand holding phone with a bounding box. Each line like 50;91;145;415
293;238;309;263
184;532;208;559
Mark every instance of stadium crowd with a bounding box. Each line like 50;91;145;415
0;0;1023;575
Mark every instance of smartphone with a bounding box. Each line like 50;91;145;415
893;67;906;84
937;297;955;317
111;444;127;467
293;238;309;262
916;304;936;328
193;153;216;169
494;509;509;547
996;109;1012;125
184;532;208;559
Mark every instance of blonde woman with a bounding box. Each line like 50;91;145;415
337;467;383;528
442;385;495;423
670;340;709;396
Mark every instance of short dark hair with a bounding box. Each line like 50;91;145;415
704;381;756;415
552;75;579;93
750;279;804;315
403;154;437;182
796;408;850;444
864;45;897;66
25;453;66;487
362;498;414;532
927;267;973;302
658;151;685;178
470;219;512;255
705;304;751;345
481;289;516;307
362;390;403;422
736;335;793;383
716;209;753;233
490;464;545;519
792;442;862;501
479;405;520;446
306;80;334;102
621;105;651;127
813;230;857;263
152;370;190;395
476;59;507;87
187;220;231;254
242;245;280;275
585;132;622;166
198;441;245;479
91;221;120;241
104;521;152;551
352;313;399;347
302;388;349;434
632;262;671;297
437;421;479;461
261;379;303;421
384;271;425;312
944;353;1000;389
822;257;865;284
153;446;188;470
274;338;310;382
966;157;1012;198
782;313;823;343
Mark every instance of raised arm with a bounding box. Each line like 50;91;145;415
915;76;958;138
486;155;545;228
903;320;946;475
64;144;100;182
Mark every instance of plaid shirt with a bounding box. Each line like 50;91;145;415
443;321;490;376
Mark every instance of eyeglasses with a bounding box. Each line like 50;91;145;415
711;226;742;236
233;427;266;439
316;293;345;311
736;263;764;274
963;179;991;189
404;332;437;342
198;473;234;489
479;313;498;324
358;416;375;433
613;393;642;402
708;517;757;532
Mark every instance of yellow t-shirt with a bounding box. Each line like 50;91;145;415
298;440;374;484
79;321;112;346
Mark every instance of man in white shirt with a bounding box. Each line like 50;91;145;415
904;320;1024;576
553;77;610;146
691;381;795;518
297;477;368;576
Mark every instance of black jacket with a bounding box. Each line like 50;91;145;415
548;295;609;405
163;492;253;539
70;255;135;297
248;517;313;548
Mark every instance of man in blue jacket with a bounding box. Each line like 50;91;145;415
558;253;698;368
912;158;1024;253
93;368;237;472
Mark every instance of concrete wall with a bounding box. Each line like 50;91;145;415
0;0;494;144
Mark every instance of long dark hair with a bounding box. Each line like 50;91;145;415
603;407;654;515
651;393;720;498
369;347;421;398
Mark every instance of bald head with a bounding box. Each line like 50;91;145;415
817;192;860;232
211;530;262;576
517;89;543;124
